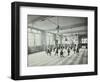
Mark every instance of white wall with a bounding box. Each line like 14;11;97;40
0;0;99;82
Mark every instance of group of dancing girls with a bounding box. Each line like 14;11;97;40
46;44;79;57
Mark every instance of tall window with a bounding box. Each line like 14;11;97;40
56;35;60;44
46;33;54;46
62;36;66;44
28;28;41;47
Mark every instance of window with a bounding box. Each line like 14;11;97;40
28;32;35;47
46;33;54;46
81;38;88;44
28;28;41;47
35;33;41;46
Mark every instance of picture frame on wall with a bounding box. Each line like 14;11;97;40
11;1;98;80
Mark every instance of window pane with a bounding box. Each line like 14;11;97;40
28;32;34;47
35;33;41;46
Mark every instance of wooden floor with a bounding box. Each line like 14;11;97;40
28;48;88;67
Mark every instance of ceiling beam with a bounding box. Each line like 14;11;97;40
28;26;44;31
28;16;54;24
46;22;87;31
61;30;87;34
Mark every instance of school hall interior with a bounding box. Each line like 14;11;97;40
27;15;88;66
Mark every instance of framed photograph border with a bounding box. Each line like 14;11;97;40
11;1;98;80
